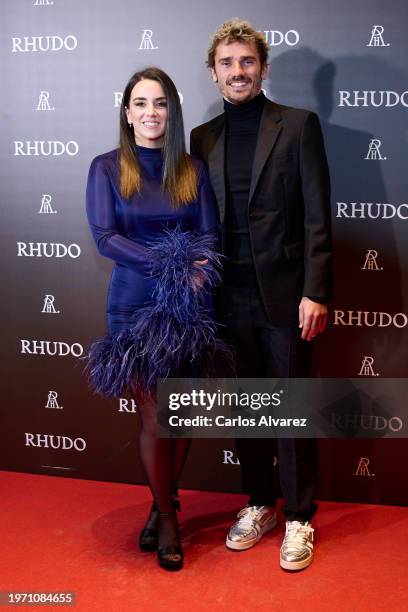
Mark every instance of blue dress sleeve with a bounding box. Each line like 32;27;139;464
86;156;151;271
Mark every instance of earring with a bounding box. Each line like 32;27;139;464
128;122;133;127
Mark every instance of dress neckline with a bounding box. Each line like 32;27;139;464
135;144;163;157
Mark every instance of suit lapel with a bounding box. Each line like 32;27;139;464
248;100;282;205
207;115;226;223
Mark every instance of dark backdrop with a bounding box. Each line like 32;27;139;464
1;0;407;505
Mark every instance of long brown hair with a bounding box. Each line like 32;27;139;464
119;67;197;206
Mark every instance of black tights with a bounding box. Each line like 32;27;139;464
136;392;191;513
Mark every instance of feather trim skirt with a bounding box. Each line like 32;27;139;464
85;227;234;398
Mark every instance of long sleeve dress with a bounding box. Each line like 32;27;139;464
85;145;228;397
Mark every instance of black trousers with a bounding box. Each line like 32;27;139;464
221;286;319;522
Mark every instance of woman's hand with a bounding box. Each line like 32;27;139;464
193;259;208;289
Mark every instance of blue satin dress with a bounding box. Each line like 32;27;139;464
86;145;218;335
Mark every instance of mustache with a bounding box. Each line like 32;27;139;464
226;76;251;85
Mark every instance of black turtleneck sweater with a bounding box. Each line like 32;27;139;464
224;92;265;288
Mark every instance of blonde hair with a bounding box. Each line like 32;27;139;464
207;18;269;68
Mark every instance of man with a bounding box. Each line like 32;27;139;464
190;19;333;570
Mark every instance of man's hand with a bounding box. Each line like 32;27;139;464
299;297;328;341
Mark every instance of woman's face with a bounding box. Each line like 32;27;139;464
126;78;168;148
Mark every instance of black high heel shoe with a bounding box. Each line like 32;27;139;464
157;509;183;571
139;502;159;552
139;495;181;552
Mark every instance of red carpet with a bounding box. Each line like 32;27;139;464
0;471;407;611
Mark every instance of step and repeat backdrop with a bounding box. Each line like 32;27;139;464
1;0;407;505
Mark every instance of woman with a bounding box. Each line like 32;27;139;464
85;67;230;571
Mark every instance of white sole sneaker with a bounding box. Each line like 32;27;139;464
279;520;314;570
280;553;313;571
226;514;278;551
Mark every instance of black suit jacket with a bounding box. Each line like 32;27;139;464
190;98;333;325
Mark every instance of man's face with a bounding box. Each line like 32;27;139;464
211;40;268;104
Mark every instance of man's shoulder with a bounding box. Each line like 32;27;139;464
191;113;224;139
265;98;314;121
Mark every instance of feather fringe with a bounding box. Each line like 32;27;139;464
85;227;234;397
